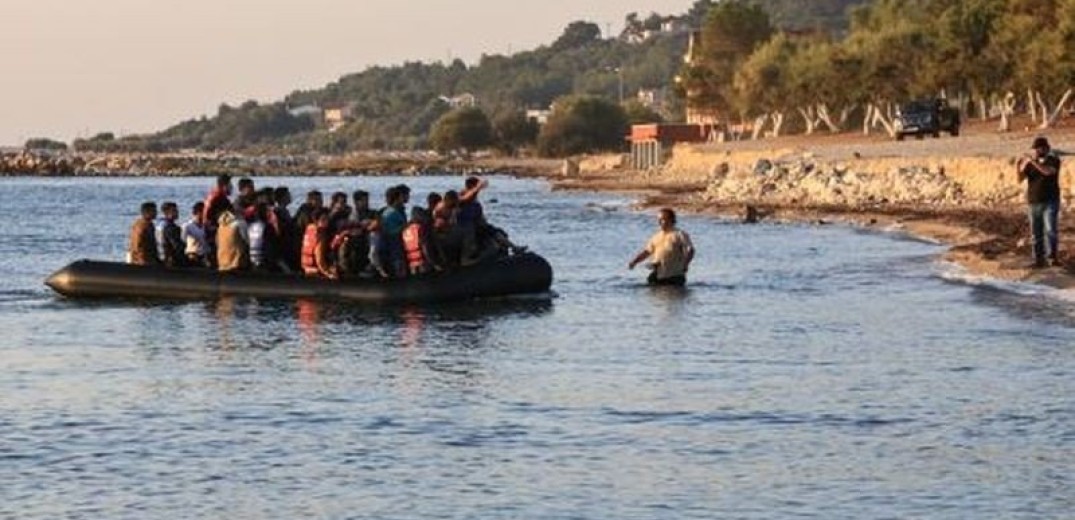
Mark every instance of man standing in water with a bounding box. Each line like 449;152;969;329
628;208;695;286
1017;136;1062;268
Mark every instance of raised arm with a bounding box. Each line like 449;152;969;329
459;179;489;204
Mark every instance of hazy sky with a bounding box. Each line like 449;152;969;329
1;0;694;146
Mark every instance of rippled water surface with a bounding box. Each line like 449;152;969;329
1;176;1072;519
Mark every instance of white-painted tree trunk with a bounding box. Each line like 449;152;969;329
1028;88;1038;122
798;106;819;135
1044;88;1070;127
862;104;874;135
998;92;1016;132
1033;90;1049;128
868;102;896;137
770;111;786;137
977;98;988;121
750;115;768;140
1042;88;1073;129
816;104;853;133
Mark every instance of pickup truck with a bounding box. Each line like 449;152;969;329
894;99;960;140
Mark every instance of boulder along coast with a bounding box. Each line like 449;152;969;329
544;121;1075;291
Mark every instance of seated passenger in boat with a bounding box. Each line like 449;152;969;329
301;209;338;280
203;174;233;225
395;184;412;209
248;202;289;273
403;207;443;276
329;191;350;224
350;190;377;224
202;174;234;265
426;192;442;215
128;201;161;266
365;215;390;279
155;201;186;268
378;186;408;278
272;186;298;271
294;190;323;240
459;176;526;260
331;217;372;280
216;207;250;273
432;190;463;269
234;177;257;217
182;202;209;267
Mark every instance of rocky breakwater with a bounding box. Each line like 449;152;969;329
654;144;1072;210
0;151;506;178
0;151;314;177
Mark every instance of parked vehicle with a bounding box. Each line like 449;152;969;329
894;99;960;140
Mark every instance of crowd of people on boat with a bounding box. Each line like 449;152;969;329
128;174;526;280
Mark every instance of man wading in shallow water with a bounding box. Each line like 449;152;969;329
628;208;695;286
1017;136;1063;268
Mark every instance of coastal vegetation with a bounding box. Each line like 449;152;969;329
56;0;1073;157
63;1;863;156
684;0;1075;138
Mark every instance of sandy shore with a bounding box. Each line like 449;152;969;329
527;119;1075;291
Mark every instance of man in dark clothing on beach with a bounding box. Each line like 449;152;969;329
1017;136;1063;267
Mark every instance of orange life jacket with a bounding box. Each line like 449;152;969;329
301;224;320;276
402;222;425;269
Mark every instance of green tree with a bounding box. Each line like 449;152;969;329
623;100;664;125
683;0;774;121
492;110;540;156
429;107;493;154
553;21;602;50
537;95;628;157
24;138;68;151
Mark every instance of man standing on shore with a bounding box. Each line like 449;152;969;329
628;208;695;286
1017;136;1062;268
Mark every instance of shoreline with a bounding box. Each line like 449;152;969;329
535;123;1075;291
6;125;1073;292
549;178;1074;291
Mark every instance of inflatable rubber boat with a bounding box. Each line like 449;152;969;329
45;252;553;304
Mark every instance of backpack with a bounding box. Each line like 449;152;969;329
337;231;370;276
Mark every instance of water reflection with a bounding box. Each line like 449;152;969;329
399;306;426;350
296;299;323;365
645;284;692;321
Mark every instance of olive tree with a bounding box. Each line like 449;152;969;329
537;96;628;157
429;107;493;155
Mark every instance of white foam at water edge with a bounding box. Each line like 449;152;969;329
584;199;634;212
935;260;1075;302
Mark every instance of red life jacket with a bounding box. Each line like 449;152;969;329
402;222;425;269
301;224;320;276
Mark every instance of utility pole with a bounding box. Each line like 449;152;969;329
606;66;625;104
617;67;624;104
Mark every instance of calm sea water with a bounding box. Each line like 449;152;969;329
1;176;1072;519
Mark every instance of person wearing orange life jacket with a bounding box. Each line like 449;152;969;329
402;207;443;276
301;208;338;279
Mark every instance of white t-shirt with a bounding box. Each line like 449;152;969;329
645;228;694;279
248;220;266;266
181;218;207;257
